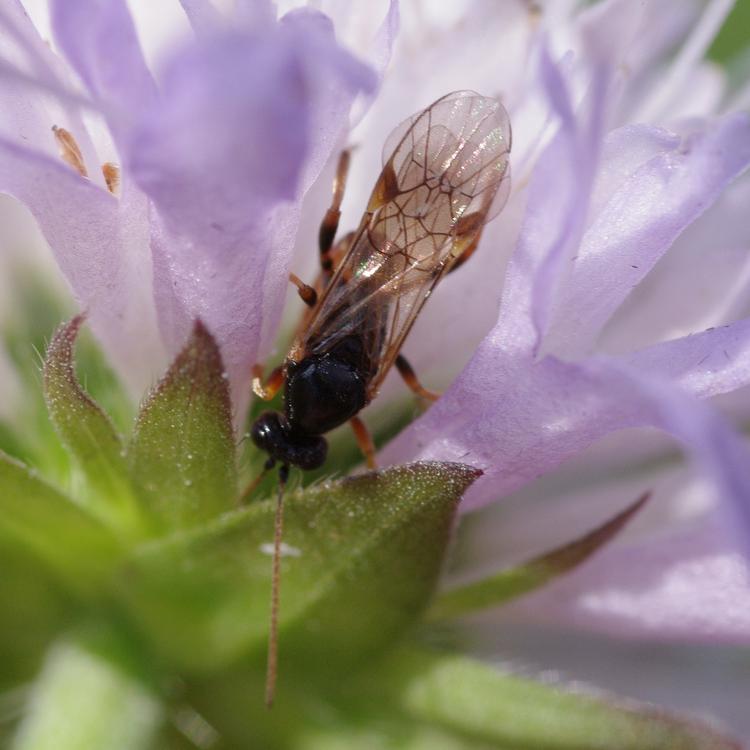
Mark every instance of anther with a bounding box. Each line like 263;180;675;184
52;125;88;177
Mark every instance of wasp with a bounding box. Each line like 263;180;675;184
250;90;511;705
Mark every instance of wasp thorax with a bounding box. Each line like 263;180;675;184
285;355;367;436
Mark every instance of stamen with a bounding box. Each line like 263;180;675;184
102;162;121;195
52;125;88;177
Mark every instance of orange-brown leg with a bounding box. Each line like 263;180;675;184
350;415;376;470
328;230;355;282
319;149;351;281
252;364;285;401
395;354;440;402
289;272;317;307
237;456;275;505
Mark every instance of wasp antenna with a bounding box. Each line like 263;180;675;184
265;464;289;709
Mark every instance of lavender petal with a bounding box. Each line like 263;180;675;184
0;137;164;393
131;11;374;404
50;0;157;144
545;112;750;357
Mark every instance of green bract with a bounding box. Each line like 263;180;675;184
119;461;475;672
43;316;142;538
427;492;650;622
0;319;738;749
129;321;237;531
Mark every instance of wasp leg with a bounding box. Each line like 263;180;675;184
448;232;482;275
252;364;285;401
396;354;440;402
289;272;317;307
238;457;275;505
319;149;351;281
350;415;377;470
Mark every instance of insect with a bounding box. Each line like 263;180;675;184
250;90;511;705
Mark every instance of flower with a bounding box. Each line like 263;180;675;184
0;0;389;405
0;0;749;746
373;0;750;730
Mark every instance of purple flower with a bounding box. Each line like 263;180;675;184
363;0;750;725
0;0;389;405
1;0;749;735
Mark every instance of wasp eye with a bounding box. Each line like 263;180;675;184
250;411;281;450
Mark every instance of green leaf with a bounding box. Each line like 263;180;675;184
709;0;750;64
428;493;649;621
128;320;237;530
0;452;121;591
118;462;480;673
0;538;70;691
294;723;500;750
43;316;144;538
362;648;740;750
11;628;162;750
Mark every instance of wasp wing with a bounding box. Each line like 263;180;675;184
291;91;511;400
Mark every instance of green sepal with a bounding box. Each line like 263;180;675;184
128;321;237;530
428;492;649;621
181;643;740;750
358;647;741;749
43;316;144;538
11;628;162;750
186;665;500;750
0;451;122;592
117;462;479;673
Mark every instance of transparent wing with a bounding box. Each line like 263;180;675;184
291;91;511;399
381;90;512;223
